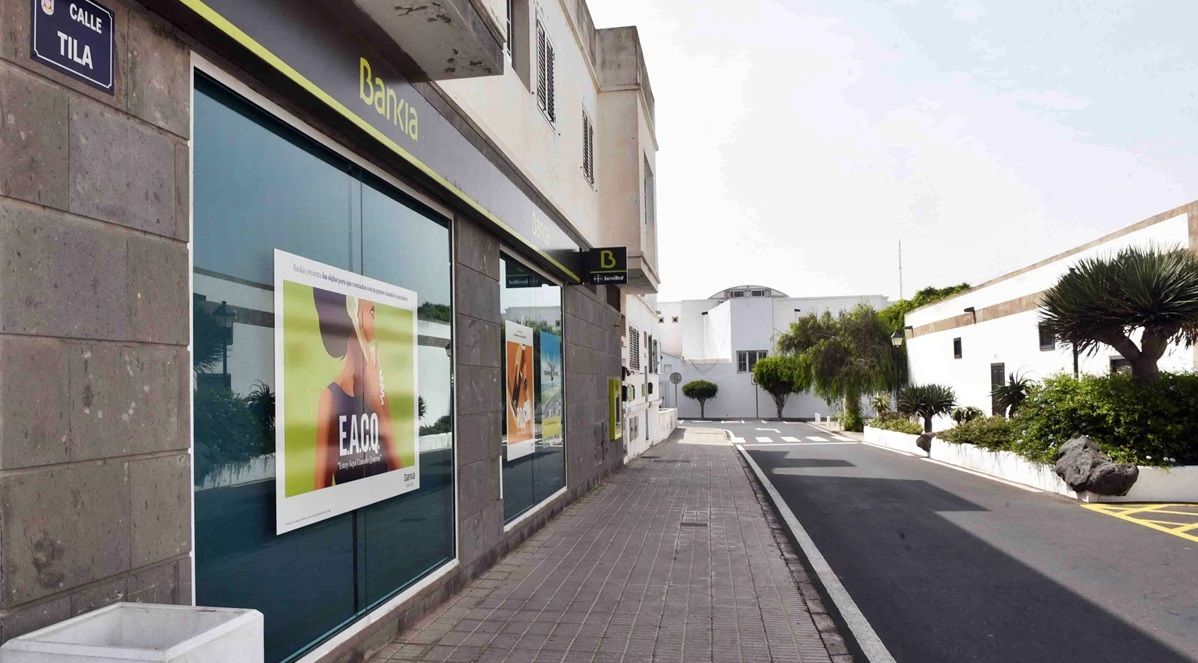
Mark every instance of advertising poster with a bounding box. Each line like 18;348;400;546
274;250;420;534
538;331;563;446
505;320;535;460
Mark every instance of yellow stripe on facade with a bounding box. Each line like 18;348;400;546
178;0;581;282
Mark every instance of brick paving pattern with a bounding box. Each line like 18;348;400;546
374;427;845;662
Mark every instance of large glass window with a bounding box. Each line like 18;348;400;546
499;255;565;523
192;73;454;663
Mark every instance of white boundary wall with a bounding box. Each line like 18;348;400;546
863;427;1198;503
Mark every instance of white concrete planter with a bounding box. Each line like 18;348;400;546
866;427;1198;502
0;603;263;663
929;440;1077;498
862;426;923;455
1083;464;1198;503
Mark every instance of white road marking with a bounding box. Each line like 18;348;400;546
756;427;780;433
755;436;773;443
738;446;897;663
781;436;800;442
831;435;852;441
806;436;830;442
796;442;858;446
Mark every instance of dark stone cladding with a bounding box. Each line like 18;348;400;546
0;0;627;656
0;0;191;642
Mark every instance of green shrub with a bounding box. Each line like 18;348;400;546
951;406;984;424
939;416;1017;451
867;416;922;435
1016;373;1198;466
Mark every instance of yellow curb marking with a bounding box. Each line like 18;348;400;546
1082;503;1198;544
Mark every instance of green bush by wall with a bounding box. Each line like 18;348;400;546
1016;373;1198;466
938;416;1018;452
867;415;923;435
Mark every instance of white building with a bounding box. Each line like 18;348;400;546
623;293;673;459
906;201;1198;431
658;286;889;419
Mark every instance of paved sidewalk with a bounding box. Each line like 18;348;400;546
373;427;848;663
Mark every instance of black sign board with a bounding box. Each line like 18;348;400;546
583;247;628;285
504;261;542;289
31;0;115;93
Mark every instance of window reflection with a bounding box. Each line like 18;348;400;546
500;255;566;522
192;74;454;662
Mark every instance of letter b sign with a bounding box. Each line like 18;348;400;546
584;247;627;285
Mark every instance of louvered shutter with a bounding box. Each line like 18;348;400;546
545;40;556;121
582;113;594;183
536;21;547;112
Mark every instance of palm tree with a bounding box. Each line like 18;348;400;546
897;384;956;433
777;305;897;432
991;373;1034;417
1040;246;1198;380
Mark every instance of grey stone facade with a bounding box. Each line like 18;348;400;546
0;0;628;658
0;0;192;642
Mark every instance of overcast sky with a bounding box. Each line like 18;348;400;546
587;1;1198;303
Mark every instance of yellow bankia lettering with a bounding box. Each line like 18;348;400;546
358;56;419;142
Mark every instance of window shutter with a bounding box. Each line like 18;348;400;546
582;112;593;183
545;40;556;121
629;326;640;370
536;21;546;112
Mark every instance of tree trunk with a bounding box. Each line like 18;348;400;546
699;399;706;419
843;390;863;431
923;415;933;433
1133;328;1174;380
1131;356;1161;380
773;394;787;420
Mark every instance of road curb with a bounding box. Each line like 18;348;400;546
736;444;897;663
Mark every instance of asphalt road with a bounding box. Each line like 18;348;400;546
701;419;1198;663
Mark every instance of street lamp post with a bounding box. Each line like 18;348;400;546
215;301;236;382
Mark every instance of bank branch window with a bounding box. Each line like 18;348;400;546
191;74;454;663
500;255;566;523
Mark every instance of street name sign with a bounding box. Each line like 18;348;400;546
31;0;115;93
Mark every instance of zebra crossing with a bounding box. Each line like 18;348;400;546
736;432;855;445
679;420;860;446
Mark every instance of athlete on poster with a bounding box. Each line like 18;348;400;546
505;320;535;460
274;250;420;534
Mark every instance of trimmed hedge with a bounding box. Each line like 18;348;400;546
868;415;922;435
938;416;1017;452
930;373;1198;467
1016;373;1198;466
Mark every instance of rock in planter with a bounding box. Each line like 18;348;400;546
1087;462;1139;496
1054;435;1139;496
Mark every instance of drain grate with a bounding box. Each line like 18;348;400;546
680;522;708;527
652;459;691;463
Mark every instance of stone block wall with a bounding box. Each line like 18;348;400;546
0;0;192;641
0;0;629;656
